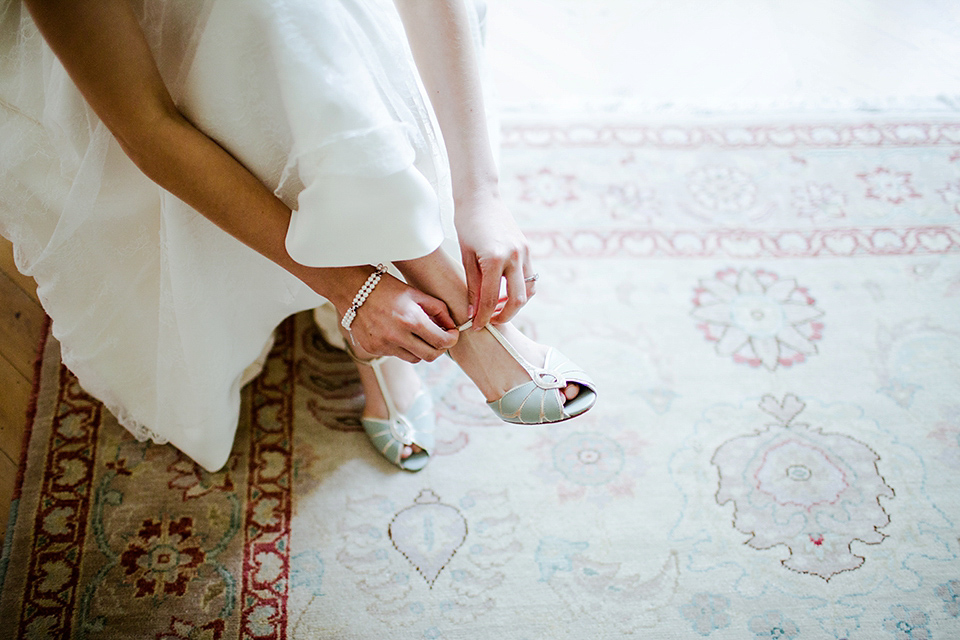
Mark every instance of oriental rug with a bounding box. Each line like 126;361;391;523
2;111;960;639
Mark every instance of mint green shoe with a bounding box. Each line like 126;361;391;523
350;351;435;472
458;321;597;425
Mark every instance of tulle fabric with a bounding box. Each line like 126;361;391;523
0;0;463;471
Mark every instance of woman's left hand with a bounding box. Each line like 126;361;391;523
456;190;536;329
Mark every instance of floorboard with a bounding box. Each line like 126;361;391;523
0;269;44;381
0;237;39;552
0;451;16;551
0;237;39;305
0;353;30;465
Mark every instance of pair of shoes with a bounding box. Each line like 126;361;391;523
458;320;597;424
348;347;435;472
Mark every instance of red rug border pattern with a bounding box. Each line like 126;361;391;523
16;359;102;638
241;316;295;640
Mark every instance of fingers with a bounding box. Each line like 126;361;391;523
356;326;451;364
463;253;482;321
410;319;458;360
522;251;537;298
388;320;456;362
377;318;456;363
410;290;459;352
351;285;458;363
494;251;537;324
464;218;538;328
412;288;458;332
472;269;500;329
391;347;422;365
491;262;527;324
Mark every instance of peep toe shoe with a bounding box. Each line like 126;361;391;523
349;349;435;472
459;320;597;424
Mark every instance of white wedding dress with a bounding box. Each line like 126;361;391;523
0;0;487;471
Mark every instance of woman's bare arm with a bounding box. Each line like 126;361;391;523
393;0;535;329
22;0;457;361
393;0;497;202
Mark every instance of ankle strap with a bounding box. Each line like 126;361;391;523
344;342;385;367
461;321;542;380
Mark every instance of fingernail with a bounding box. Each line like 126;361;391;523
467;304;475;319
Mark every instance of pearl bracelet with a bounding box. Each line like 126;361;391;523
341;264;388;331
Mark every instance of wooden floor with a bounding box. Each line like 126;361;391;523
0;236;45;551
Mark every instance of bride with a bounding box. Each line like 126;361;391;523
1;0;596;472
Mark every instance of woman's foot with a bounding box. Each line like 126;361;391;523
346;332;428;463
450;321;582;407
392;248;588;419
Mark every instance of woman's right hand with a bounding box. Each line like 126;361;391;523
342;273;459;363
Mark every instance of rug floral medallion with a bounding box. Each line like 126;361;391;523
2;113;960;639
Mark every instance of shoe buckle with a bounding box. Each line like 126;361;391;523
391;415;415;445
534;369;566;390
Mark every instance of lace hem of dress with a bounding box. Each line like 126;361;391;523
121;411;170;445
72;329;277;449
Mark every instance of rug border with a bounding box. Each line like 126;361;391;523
0;314;51;594
499;95;960;120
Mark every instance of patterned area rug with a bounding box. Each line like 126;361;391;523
2;111;960;639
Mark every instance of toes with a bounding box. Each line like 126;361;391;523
563;383;580;403
401;444;423;460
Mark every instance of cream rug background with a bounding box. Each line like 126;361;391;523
2;109;959;639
